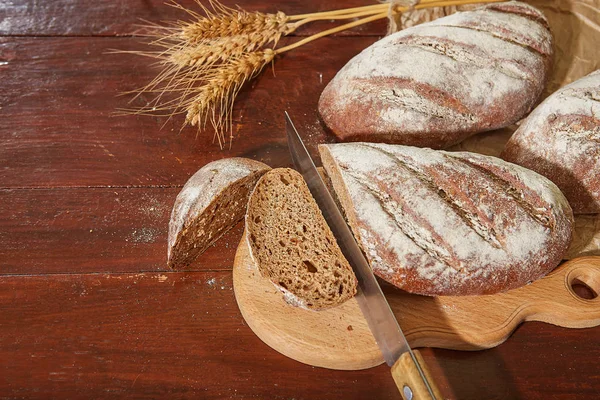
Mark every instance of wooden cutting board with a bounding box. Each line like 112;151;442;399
233;235;600;370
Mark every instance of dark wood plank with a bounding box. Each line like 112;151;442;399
0;271;598;399
0;271;399;399
0;187;246;275
0;36;378;189
0;0;388;37
435;322;600;399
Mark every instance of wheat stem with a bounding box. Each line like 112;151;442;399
288;4;388;20
287;0;464;21
414;0;504;8
280;0;504;54
407;0;504;11
276;12;388;55
292;8;391;28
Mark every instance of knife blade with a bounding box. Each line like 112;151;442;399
285;112;442;400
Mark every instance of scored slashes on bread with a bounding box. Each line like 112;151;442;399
502;70;600;214
168;157;270;270
246;168;357;310
319;1;552;149
320;143;573;296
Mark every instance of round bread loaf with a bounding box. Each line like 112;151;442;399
502;70;600;214
319;143;574;296
318;1;553;149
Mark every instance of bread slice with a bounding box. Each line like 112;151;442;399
246;168;357;310
168;157;271;270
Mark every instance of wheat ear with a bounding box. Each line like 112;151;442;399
185;49;276;147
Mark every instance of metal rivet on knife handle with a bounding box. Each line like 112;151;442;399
403;385;413;400
392;350;443;399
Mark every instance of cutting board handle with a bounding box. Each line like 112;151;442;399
520;257;600;326
401;256;600;350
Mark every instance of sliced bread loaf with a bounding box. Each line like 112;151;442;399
319;143;573;296
168;157;271;270
245;168;357;310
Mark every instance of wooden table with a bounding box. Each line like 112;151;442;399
0;1;598;398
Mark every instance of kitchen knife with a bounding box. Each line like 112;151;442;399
285;112;443;400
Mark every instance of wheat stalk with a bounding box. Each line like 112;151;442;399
120;0;504;148
185;49;276;147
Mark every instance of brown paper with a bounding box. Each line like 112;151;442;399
388;1;600;258
568;215;600;258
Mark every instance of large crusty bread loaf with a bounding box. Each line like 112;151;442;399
246;168;357;310
502;70;600;214
319;1;552;149
168;157;270;270
319;143;573;296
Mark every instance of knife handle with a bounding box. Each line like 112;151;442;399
391;350;444;400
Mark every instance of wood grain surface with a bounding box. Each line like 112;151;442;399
1;270;599;399
0;187;244;274
0;0;387;36
1;0;599;399
0;36;378;188
0;271;399;399
234;235;600;369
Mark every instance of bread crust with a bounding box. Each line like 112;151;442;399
168;157;270;269
318;1;552;149
502;70;600;214
319;143;573;296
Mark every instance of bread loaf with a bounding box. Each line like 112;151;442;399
168;158;270;270
319;143;573;296
502;70;600;214
318;1;552;149
246;168;357;310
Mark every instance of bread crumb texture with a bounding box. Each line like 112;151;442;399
246;168;357;310
320;143;574;296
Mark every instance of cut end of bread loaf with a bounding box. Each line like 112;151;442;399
246;168;357;310
168;157;270;270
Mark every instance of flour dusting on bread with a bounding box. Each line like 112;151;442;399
320;143;573;296
319;1;552;148
168;157;270;269
502;69;600;213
